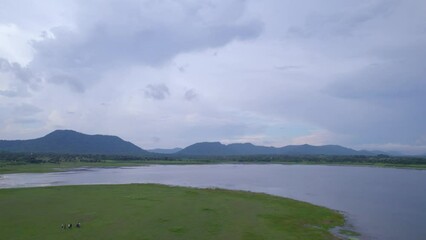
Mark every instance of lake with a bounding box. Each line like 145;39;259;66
1;164;425;240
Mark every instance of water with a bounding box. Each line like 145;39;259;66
1;164;425;240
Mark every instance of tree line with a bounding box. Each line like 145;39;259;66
1;151;425;166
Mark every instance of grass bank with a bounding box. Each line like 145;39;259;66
0;160;216;174
0;160;147;174
0;184;344;240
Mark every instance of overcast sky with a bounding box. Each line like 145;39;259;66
1;0;425;154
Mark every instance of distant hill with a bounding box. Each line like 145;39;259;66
0;130;148;156
280;144;360;155
147;148;183;154
178;142;230;156
178;142;378;156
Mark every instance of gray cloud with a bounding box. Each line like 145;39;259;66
0;58;31;82
13;103;42;116
0;90;20;98
287;1;396;38
48;74;85;93
322;42;426;145
26;0;262;91
0;103;43;132
0;58;39;97
144;84;170;100
184;89;197;101
327;42;426;101
177;64;188;73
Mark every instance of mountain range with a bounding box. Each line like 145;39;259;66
0;130;148;155
0;129;384;156
177;142;379;156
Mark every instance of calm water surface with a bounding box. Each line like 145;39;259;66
1;164;425;240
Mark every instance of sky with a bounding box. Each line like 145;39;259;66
1;0;426;154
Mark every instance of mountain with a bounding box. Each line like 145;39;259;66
178;142;377;156
147;148;183;154
0;130;148;156
178;142;229;155
227;143;278;155
279;144;360;155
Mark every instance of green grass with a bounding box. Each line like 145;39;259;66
0;184;344;240
0;161;146;174
0;160;215;174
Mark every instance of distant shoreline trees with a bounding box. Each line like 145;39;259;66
0;151;425;166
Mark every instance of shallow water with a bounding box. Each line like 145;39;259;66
1;164;425;240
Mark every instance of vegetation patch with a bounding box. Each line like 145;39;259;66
0;184;345;240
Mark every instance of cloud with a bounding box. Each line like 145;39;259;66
26;0;262;91
48;74;85;93
184;89;197;101
320;42;426;145
0;23;35;64
287;1;396;38
13;103;42;116
0;102;43;134
144;84;170;100
0;58;40;97
327;46;426;100
0;58;32;82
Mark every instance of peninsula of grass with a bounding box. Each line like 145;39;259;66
0;160;214;174
0;160;150;174
0;184;344;240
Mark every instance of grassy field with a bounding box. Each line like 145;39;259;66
0;160;215;174
0;184;344;240
0;160;147;174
